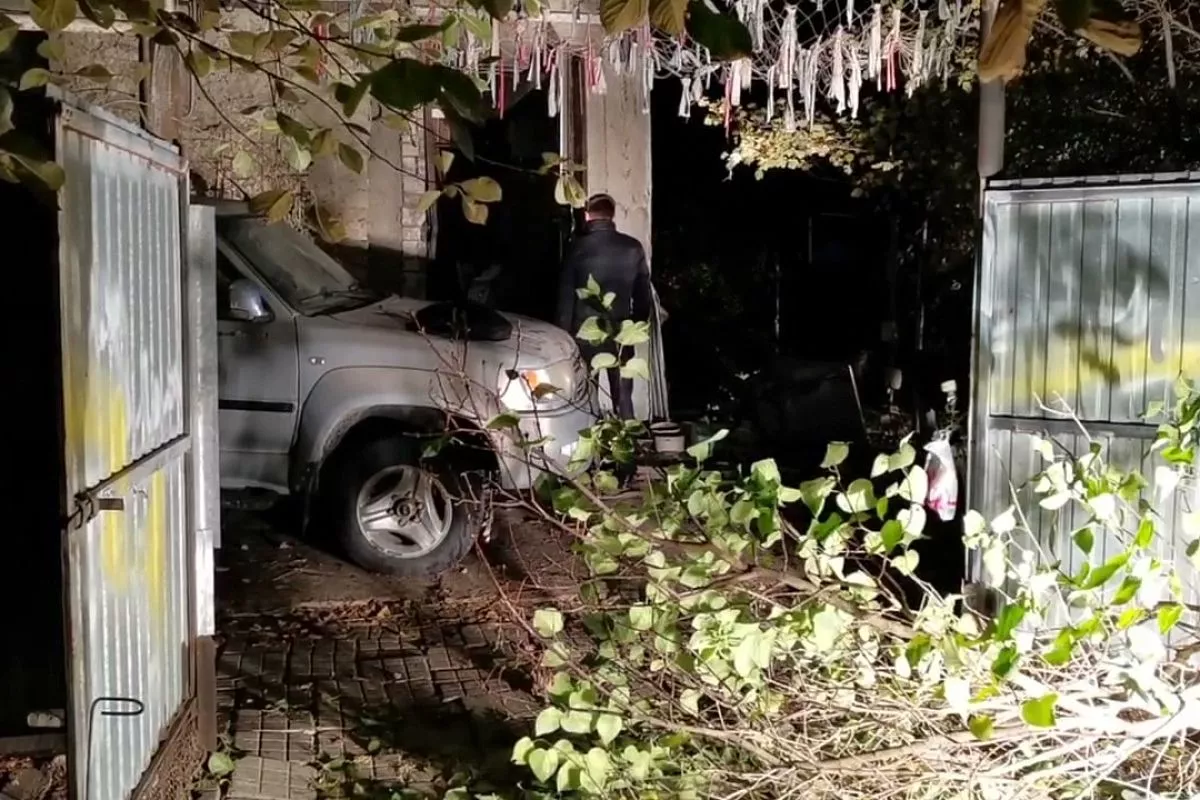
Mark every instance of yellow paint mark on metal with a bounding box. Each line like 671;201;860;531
996;340;1200;411
65;369;133;590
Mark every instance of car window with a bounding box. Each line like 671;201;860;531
217;216;381;315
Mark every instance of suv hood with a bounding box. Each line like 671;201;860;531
309;296;578;368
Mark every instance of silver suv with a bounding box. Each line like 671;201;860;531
211;203;593;576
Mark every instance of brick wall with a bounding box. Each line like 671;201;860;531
57;28;434;299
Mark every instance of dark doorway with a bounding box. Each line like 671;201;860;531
430;88;573;322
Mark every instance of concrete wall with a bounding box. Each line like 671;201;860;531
583;62;652;260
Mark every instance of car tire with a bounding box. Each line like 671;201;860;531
328;435;489;577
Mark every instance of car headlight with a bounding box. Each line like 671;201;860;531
498;360;578;412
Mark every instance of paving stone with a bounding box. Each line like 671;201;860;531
228;756;316;800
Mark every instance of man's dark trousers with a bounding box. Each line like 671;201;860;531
583;344;635;421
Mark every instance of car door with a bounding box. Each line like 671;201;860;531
216;242;300;492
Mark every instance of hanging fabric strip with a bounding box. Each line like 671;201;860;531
766;64;776;122
730;60;742;106
848;42;862;117
754;0;765;51
488;61;497;106
830;28;845;114
868;4;882;85
845;0;854;26
643;34;654;114
547;50;559;116
692;71;704;104
678;77;692;116
910;9;928;95
491;18;501;58
805;41;819;127
499;56;507;117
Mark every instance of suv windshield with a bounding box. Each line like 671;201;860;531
218;215;382;315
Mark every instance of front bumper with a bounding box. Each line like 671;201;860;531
493;403;596;491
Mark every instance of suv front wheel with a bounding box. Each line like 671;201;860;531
328;436;487;577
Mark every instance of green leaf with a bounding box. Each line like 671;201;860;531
533;608;564;638
276;115;310;144
590;352;618;371
837;479;876;514
599;0;648;34
649;0;687;34
891;550;919;576
555;174;587;208
248;188;294;222
0;88;12;136
968;715;995;741
462;175;502;203
619;357;650;381
534;707;562;736
614;319;651;347
436;65;485;123
994;603;1026;640
416;189;441;214
0;14;19;53
461;196;488;224
629;605;653;631
37;37;64;61
207;751;236;778
1043;629;1074;666
337;143;364;174
582;747;612;791
396;21;450;42
821;442;850;468
30;0;77;33
576;316;608;345
1158;603;1184;634
1135;517;1155;549
511;735;535;764
20;68;52;90
898;465;929;505
369;58;442;111
687;428;728;461
527;747;559;783
679;688;701;715
595;712;622;745
811;607;845;652
1081;551;1129;590
1072;527;1094;555
1112;575;1141;605
686;0;752;60
227;31;260;57
1021;694;1058;728
334;79;371;118
991;645;1019;679
561;709;593;734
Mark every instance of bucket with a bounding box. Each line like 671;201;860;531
650;421;686;454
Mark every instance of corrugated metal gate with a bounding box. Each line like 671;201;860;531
54;96;212;800
968;174;1200;614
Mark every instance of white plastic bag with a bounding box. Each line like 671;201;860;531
924;438;958;522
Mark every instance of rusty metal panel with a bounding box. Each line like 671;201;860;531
54;94;194;800
969;179;1200;629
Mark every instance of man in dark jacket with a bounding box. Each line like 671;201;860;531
556;194;653;421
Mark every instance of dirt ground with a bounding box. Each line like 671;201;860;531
211;500;583;800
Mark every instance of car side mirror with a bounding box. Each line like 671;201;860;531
228;279;273;323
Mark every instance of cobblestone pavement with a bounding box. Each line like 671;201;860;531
216;506;579;800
